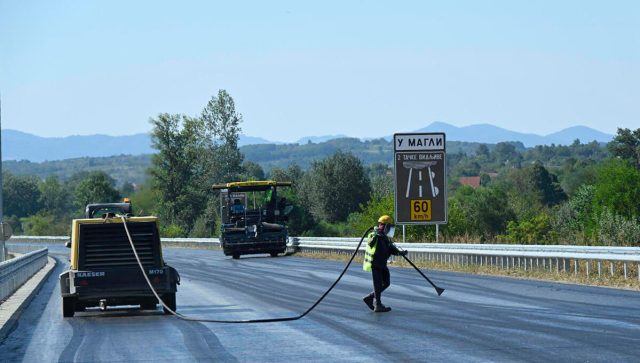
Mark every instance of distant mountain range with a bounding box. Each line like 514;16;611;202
296;134;349;144
0;130;276;162
1;123;613;162
412;122;613;147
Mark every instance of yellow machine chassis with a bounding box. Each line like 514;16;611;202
69;216;160;270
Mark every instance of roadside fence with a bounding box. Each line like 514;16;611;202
7;236;640;281
0;248;48;303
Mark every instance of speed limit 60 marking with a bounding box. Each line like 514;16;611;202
410;199;432;221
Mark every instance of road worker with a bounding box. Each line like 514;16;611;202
362;215;407;312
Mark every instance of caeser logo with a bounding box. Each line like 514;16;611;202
76;271;106;278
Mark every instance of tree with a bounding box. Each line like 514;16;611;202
73;171;122;210
452;185;515;238
493;142;521;165
370;174;393;200
129;182;160;217
608;128;640;167
592;158;640;219
39;175;72;215
455;159;481;177
241;161;265;180
149;113;208;232
3;172;41;218
301;151;371;223
120;181;135;196
476;144;490;158
201;89;244;183
269;164;304;184
529;163;567;206
268;164;315;235
502;163;566;220
148;90;244;235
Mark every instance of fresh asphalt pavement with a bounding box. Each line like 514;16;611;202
1;244;640;362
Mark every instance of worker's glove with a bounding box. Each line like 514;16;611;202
399;250;408;256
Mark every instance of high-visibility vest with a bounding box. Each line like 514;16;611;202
363;232;377;272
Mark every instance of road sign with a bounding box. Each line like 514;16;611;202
394;133;447;224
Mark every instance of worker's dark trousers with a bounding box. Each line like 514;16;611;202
368;266;391;304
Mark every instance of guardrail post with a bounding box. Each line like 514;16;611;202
624;262;628;280
610;261;615;277
598;261;601;277
586;260;590;276
574;259;578;275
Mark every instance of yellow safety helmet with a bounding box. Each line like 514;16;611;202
378;215;394;224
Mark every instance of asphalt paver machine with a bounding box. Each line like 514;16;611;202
213;181;293;259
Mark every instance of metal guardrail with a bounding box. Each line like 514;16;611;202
290;237;640;281
7;236;640;281
161;237;220;249
7;236;222;249
8;236;69;244
0;248;48;303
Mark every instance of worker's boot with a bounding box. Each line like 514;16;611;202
374;302;391;313
362;294;375;311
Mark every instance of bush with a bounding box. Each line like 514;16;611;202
452;185;515;239
346;195;394;237
596;208;640;246
501;213;556;244
549;184;595;244
188;216;214;238
20;213;69;236
160;224;186;238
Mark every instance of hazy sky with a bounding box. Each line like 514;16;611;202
1;1;638;141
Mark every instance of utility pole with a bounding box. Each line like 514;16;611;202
0;93;5;261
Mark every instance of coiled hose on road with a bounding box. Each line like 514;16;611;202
120;215;374;323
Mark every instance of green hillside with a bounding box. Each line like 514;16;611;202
3;139;492;185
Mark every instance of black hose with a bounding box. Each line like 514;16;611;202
122;215;374;324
